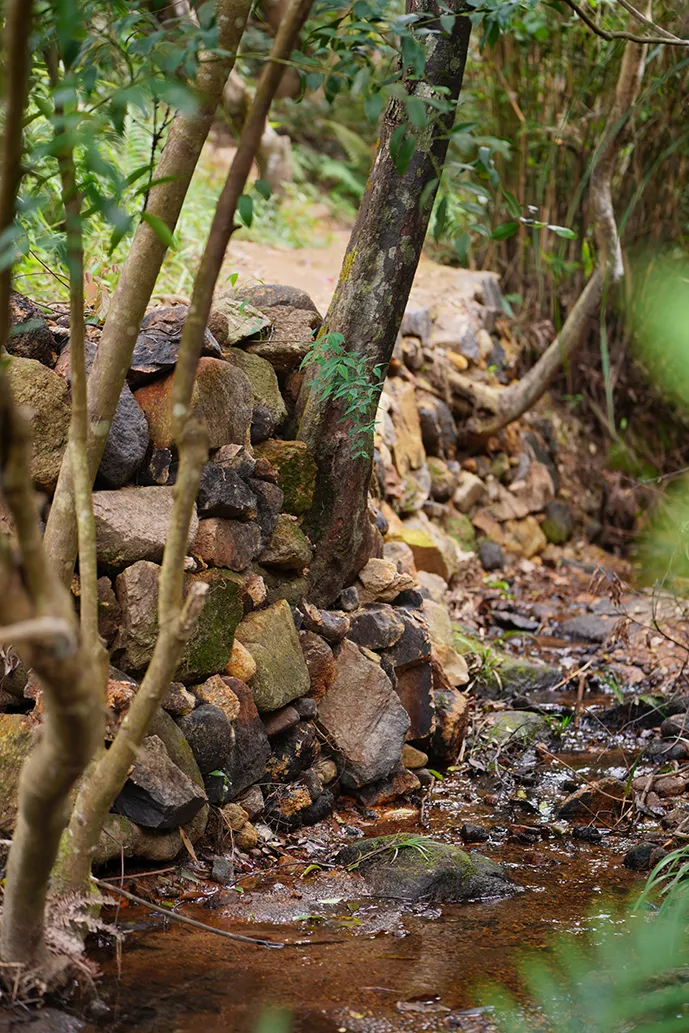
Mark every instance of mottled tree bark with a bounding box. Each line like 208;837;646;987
43;0;252;586
297;0;471;605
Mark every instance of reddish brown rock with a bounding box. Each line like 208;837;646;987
394;662;436;740
356;764;421;807
192;518;262;571
558;777;626;821
134;357;252;450
299;630;335;701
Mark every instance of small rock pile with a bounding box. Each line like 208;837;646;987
0;283;479;865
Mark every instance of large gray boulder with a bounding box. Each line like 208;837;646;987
56;337;149;487
317;640;409;788
337;834;517;902
93;486;198;568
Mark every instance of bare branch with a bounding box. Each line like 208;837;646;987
562;0;688;46
614;0;681;41
0;617;77;653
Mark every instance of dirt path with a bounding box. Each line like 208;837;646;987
225;225;495;317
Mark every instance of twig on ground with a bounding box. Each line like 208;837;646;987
91;877;287;948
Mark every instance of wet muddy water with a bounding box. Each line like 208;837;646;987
89;781;641;1033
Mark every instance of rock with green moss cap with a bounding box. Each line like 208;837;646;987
235;599;311;711
253;439;317;515
453;627;561;700
0;714;36;832
444;511;477;552
225;348;288;428
259;513;313;571
336;833;516;902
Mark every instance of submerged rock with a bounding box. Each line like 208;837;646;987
336;834;516;902
487;710;550;744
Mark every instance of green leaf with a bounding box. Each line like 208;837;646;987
440;13;455;33
142;212;176;249
549;224;577;239
255;179;272;201
237;194;253;227
433;196;448;241
406;95;428;129
454;232;470;265
502;188;521;219
491;221;519;241
364;91;384;123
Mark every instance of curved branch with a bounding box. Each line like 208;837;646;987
461;7;652;442
562;0;688;46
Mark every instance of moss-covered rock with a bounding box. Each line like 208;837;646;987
253;440;317;515
0;714;36;832
115;562;244;683
542;500;574;545
225;348;287;428
444;512;477;552
337;833;516;902
260;514;313;571
255;564;308;606
6;356;70;492
453;627;561;700
179;568;245;684
487;710;550;744
235;599;311;711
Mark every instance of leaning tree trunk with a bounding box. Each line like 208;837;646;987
51;0;315;897
0;0;102;975
449;7;652;443
43;0;252;587
297;0;471;605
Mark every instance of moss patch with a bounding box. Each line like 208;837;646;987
0;714;36;832
177;568;245;684
453;627;561;700
444;512;476;552
254;440;317;515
